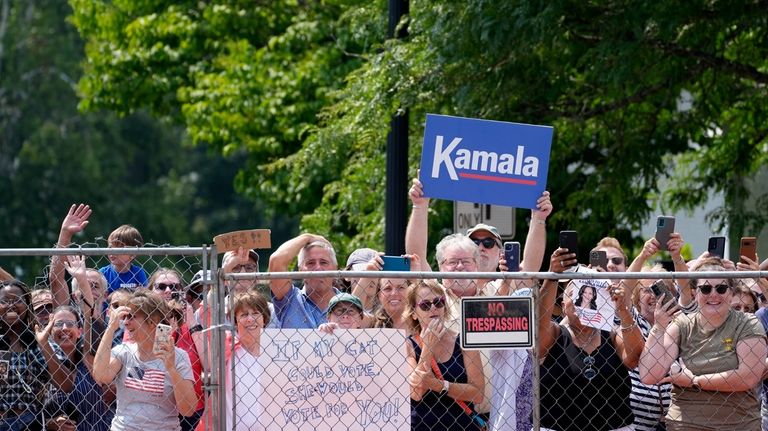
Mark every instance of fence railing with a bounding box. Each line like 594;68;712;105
1;247;767;430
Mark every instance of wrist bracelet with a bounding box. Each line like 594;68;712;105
620;321;636;331
531;217;546;225
441;380;450;393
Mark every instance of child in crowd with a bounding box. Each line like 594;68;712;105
99;224;148;294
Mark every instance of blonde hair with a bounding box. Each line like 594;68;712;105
593;237;627;264
631;264;668;309
404;280;447;335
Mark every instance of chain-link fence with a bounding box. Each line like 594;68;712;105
2;248;768;431
0;245;223;431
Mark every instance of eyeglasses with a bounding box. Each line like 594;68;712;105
236;311;263;321
232;264;258;273
732;304;755;313
583;355;597;380
331;306;361;317
153;283;182;291
472;237;499;249
53;320;79;328
440;258;476;269
416;296;446;312
0;298;25;308
609;257;624;265
697;283;730;295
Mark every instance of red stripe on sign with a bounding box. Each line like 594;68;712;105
458;172;538;185
125;369;166;394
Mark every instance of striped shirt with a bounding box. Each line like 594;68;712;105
629;308;672;430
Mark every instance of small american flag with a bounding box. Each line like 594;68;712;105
125;367;166;394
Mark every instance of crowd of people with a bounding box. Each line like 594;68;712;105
1;180;768;431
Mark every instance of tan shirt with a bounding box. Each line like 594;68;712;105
666;310;766;429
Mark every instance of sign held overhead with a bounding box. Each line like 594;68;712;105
419;114;553;209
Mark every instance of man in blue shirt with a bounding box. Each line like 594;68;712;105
268;233;339;328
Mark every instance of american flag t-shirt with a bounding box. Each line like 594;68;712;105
125;366;166;394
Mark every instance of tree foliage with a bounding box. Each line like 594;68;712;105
69;0;768;261
0;0;292;280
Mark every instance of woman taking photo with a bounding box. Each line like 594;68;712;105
405;280;484;430
93;290;196;430
538;248;644;431
639;257;767;430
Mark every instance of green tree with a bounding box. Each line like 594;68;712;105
0;0;290;281
69;0;768;262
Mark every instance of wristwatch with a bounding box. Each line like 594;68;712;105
441;380;450;393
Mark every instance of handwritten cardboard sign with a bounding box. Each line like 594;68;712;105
420;114;553;209
255;328;410;430
213;229;271;253
460;296;534;349
566;266;615;331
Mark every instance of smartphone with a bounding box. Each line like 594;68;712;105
589;250;607;271
503;242;521;272
381;255;411;272
559;231;579;267
154;323;172;354
740;237;757;264
655;216;676;251
650;281;675;304
707;236;726;259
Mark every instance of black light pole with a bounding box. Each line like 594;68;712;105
385;0;409;255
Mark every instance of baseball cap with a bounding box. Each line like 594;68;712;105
466;223;502;246
326;293;363;315
31;289;53;310
345;248;379;270
187;270;214;290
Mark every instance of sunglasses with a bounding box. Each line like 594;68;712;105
233;264;258;273
416;296;446;312
583;355;597;380
472;237;499;249
154;283;183;291
609;257;624;265
697;283;730;295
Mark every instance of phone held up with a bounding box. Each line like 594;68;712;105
707;236;726;259
503;242;521;272
589;250;608;271
154;323;172;355
381;255;411;272
740;237;757;264
559;231;578;268
655;216;675;251
650;280;675;305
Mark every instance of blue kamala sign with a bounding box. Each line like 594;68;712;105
419;114;553;209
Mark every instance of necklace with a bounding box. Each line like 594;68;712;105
568;324;600;352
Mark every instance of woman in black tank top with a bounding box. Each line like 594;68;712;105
538;249;645;431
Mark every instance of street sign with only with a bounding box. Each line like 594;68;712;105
454;201;515;239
